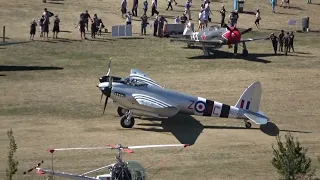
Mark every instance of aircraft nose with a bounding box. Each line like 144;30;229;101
97;82;109;91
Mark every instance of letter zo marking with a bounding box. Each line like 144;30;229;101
188;100;195;109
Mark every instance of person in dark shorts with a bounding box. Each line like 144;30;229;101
76;17;87;40
254;9;261;28
270;33;278;54
278;30;284;52
83;10;91;31
284;32;290;55
43;16;50;40
91;20;96;39
30;20;37;40
289;31;294;52
52;15;60;39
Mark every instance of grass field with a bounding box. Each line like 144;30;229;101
1;0;320;179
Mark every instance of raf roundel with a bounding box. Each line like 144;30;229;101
195;101;206;113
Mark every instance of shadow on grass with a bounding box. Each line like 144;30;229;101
0;41;31;46
186;49;272;63
119;114;311;144
241;11;256;15
0;65;64;71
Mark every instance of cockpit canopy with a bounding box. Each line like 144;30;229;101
126;161;146;180
120;77;148;87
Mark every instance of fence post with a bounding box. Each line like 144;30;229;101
2;26;5;42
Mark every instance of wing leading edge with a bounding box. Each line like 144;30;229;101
36;168;98;180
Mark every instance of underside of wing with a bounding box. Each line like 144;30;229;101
132;94;180;117
129;69;162;88
240;37;269;43
36;168;98;180
170;38;223;44
244;113;268;125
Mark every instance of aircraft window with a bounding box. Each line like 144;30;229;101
121;77;147;86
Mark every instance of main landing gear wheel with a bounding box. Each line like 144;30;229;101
120;115;135;128
242;49;248;57
245;121;252;128
117;107;128;117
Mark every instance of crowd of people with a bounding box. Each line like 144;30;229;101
29;0;296;55
270;30;295;55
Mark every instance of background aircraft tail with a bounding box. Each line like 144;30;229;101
235;81;261;112
183;22;193;36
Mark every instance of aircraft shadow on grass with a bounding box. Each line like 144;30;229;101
122;114;311;145
186;48;273;63
0;65;64;71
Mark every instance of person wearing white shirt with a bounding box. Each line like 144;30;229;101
125;12;132;25
254;9;261;28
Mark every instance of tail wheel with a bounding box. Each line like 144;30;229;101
245;121;252;128
120;115;135;128
117;107;128;117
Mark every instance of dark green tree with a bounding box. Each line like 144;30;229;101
5;129;19;180
271;132;313;180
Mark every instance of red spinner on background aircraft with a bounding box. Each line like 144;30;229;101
170;22;269;56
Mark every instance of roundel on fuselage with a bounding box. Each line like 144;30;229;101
194;101;206;113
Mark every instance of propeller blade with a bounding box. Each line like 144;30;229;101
108;76;113;88
240;28;252;35
225;24;232;31
100;92;104;102
103;96;108;114
106;60;111;76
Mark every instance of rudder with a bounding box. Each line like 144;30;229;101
183;22;193;35
235;81;261;112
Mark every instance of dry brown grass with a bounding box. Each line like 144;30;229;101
1;0;320;180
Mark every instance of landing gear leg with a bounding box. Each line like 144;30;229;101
242;42;248;57
202;44;210;56
120;111;135;128
244;119;252;128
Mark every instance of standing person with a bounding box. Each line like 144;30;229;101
38;16;45;38
91;20;96;39
43;16;50;40
204;2;212;23
125;12;132;25
278;30;284;52
271;0;276;13
121;0;127;18
52;15;60;39
270;33;278;54
200;9;208;28
132;0;138;17
220;5;226;27
289;31;294;52
76;17;87;40
198;10;203;31
157;15;167;37
151;0;158;16
30;20;37;40
166;0;173;11
153;15;159;36
140;14;148;35
143;0;148;15
180;13;188;24
284;32;290;55
229;10;237;27
185;0;192;20
83;10;91;31
254;9;261;28
307;0;312;4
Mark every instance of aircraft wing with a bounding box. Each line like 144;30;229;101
129;69;163;88
170;38;223;44
131;93;180;117
35;168;98;180
239;37;270;43
244;112;269;125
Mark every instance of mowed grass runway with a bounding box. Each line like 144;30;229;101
1;0;320;179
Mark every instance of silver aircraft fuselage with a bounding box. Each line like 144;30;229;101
99;80;245;120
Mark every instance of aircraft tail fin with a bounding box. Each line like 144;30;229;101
235;81;262;113
183;22;193;36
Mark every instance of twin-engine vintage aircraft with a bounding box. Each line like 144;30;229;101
97;61;270;129
170;22;269;56
25;143;190;180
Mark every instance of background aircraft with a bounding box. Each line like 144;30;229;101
170;22;269;56
97;61;270;129
25;143;190;180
